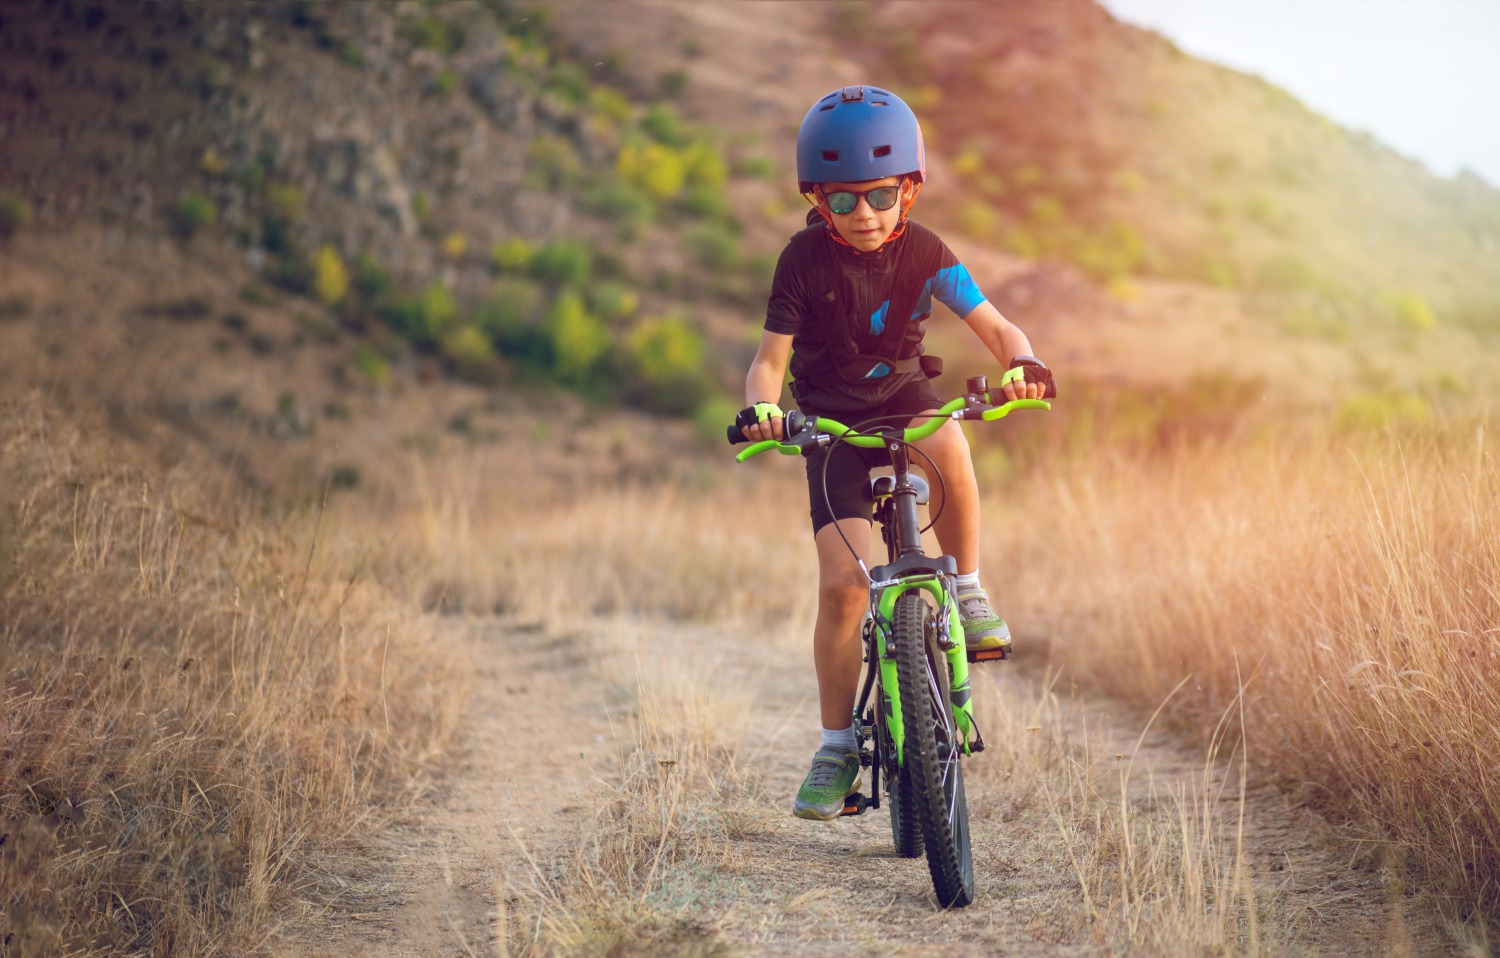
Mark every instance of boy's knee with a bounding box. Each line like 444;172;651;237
817;576;866;615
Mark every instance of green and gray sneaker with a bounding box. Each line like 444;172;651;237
958;588;1012;651
792;746;862;821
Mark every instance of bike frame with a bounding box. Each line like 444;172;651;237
860;438;976;771
733;390;1048;812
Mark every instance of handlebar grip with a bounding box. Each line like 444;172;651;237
727;424;750;445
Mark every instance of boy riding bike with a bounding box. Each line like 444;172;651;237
734;86;1056;821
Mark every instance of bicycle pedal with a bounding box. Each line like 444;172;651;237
841;792;873;816
967;646;1010;663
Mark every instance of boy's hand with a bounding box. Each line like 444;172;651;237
736;402;785;442
999;357;1056;401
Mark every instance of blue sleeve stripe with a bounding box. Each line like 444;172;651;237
903;264;985;323
930;263;985;319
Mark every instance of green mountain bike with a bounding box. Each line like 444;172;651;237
730;376;1049;907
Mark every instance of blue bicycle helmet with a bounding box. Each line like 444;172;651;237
796;86;927;192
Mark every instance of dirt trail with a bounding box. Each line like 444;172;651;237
275;617;1436;956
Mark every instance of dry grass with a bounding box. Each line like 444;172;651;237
0;397;463;955
394;438;1310;953
997;417;1500;931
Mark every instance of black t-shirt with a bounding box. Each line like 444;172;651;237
764;220;986;415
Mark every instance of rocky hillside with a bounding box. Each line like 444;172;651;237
2;0;1497;468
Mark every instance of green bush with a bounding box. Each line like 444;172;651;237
957;204;998;240
658;68;689;98
382;283;456;345
681;183;729;220
582;178;655;239
433;68;459;95
628;316;701;381
732;155;776;179
440;323;495;372
530;239;592;288
526;136;583;191
546;291;609;383
353;252;392;301
545;63;590;107
641;103;689;147
627;316;714;415
1386;290;1437;331
1334;391;1428;432
174;190;217;238
491;237;534;273
477;278;547;364
587;282;639;322
354;343;391;385
401;15;464;54
617;140;687;201
0;193;33;238
684;223;739;270
313;244;349;306
693;394;740;442
589;86;633;124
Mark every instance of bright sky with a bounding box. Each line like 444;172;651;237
1096;0;1500;187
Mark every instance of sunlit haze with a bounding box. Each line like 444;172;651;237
1097;0;1500;187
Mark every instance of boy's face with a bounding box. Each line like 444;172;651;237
818;176;911;252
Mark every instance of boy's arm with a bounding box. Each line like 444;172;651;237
742;330;793;441
960;300;1050;401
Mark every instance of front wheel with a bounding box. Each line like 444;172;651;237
892;590;974;907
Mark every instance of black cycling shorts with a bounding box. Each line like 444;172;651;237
802;376;943;534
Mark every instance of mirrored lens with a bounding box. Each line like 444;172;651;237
825;186;901;215
827;192;859;215
867;186;900;211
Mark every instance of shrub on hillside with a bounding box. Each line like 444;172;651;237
492;237;535;273
314;244;349;306
625;316;716;415
527;136;584;191
0;192;33;239
1334;391;1428;432
173;190;217;238
382;282;456;345
530;239;592;288
582;177;655;239
477;279;548;366
587;282;640;324
641;103;689;147
1385;290;1437;331
684;223;739;270
546;291;609;384
354;343;391;385
440;323;496;375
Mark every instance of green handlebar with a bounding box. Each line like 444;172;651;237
735;397;1050;462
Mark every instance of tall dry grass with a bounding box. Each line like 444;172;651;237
997;418;1500;927
394;438;1310;952
0;398;463;955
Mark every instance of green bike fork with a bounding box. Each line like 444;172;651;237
874;576;977;768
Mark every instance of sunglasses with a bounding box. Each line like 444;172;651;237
823;185;902;216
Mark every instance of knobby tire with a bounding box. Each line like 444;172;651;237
892;590;974;907
882;693;923;858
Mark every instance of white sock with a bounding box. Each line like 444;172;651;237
954;570;981;593
821;725;857;751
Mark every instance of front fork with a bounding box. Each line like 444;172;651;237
866;574;979;767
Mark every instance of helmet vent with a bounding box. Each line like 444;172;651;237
821;150;840;162
871;100;889;106
873;145;891;158
818;103;836;112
